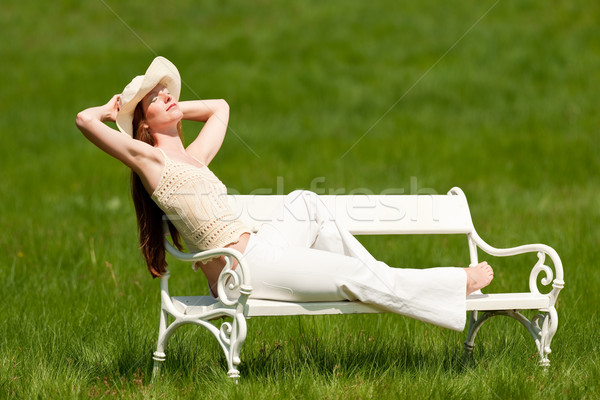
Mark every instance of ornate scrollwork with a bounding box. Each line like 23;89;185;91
215;314;247;378
217;256;243;306
529;252;554;295
531;313;546;330
219;321;233;345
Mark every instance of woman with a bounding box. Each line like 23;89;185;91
76;56;493;331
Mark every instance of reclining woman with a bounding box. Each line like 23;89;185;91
76;57;493;331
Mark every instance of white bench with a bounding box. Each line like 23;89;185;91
151;187;564;378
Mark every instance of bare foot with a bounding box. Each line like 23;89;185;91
464;262;494;296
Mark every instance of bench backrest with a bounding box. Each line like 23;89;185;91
227;191;474;235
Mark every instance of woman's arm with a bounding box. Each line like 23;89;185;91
76;95;156;172
181;99;230;166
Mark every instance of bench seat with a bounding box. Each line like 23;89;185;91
172;292;551;317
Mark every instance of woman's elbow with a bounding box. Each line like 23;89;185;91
75;111;89;130
75;110;97;136
217;99;230;113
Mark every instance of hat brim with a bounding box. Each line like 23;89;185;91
116;56;181;137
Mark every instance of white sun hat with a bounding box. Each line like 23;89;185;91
116;56;181;137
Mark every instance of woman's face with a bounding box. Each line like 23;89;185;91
141;84;183;132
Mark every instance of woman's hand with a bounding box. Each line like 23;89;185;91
101;94;121;123
77;94;121;124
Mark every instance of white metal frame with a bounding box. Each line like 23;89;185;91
451;186;565;367
151;187;564;378
152;246;252;378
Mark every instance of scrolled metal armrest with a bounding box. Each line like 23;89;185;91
470;231;564;305
164;239;253;307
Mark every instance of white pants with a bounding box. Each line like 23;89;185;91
241;190;467;331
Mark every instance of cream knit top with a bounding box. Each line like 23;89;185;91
151;149;251;252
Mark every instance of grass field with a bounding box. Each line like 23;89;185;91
1;1;599;398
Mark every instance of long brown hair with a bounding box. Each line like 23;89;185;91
131;102;183;278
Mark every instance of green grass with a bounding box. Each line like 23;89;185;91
1;0;599;398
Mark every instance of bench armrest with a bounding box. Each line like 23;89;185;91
164;239;253;307
470;230;564;306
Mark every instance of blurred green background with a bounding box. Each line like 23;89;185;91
1;1;598;398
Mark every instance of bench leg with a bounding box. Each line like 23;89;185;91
152;351;166;379
463;310;494;363
151;305;248;380
536;306;558;367
151;308;171;381
151;269;249;380
213;313;247;379
463;308;558;366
